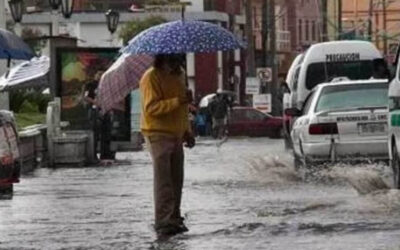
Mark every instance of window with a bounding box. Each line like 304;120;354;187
305;61;375;90
298;19;303;42
305;20;309;41
246;109;267;121
311;21;316;41
204;0;214;11
390;97;400;111
302;91;315;114
315;83;388;113
282;17;286;30
293;66;301;91
230;109;246;122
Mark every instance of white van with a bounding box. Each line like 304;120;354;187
283;54;303;148
293;41;386;109
388;42;400;188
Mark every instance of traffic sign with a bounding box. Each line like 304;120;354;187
245;77;260;95
257;67;272;83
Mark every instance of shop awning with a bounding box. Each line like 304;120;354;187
0;56;50;92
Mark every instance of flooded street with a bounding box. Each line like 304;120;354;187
1;137;400;249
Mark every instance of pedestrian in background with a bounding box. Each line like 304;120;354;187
140;54;195;236
209;93;229;139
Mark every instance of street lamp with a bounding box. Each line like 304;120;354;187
61;0;75;19
8;0;23;23
49;0;61;10
48;0;74;36
105;9;120;34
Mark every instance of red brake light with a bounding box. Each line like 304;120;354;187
309;123;338;135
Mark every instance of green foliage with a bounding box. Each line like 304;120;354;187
10;89;51;114
21;27;47;55
19;100;39;113
14;112;46;130
119;16;167;45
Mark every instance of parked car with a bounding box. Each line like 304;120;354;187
227;107;283;138
283;41;389;151
287;79;389;168
0;111;21;197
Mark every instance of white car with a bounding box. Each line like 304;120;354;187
388;53;400;188
287;79;389;167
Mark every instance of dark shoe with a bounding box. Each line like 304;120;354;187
156;225;181;236
177;223;189;232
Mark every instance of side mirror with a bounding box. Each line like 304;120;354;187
285;108;302;117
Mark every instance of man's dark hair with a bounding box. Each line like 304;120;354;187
154;54;185;69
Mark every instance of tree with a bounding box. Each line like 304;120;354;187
119;16;166;45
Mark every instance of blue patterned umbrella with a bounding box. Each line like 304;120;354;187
0;28;35;61
121;20;245;55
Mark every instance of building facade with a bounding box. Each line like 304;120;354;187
340;0;400;61
249;0;320;77
7;0;246;104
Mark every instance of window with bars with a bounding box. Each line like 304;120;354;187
298;19;303;43
311;20;316;41
305;20;309;41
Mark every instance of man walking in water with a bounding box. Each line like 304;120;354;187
209;93;229;139
140;54;195;236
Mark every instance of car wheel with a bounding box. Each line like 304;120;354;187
293;153;303;170
299;140;309;168
0;184;13;199
391;143;400;189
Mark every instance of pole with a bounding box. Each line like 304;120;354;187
368;0;373;41
262;0;268;68
269;0;278;115
338;0;342;40
383;0;387;56
261;0;268;93
321;0;328;41
0;0;10;110
51;10;59;36
245;0;256;77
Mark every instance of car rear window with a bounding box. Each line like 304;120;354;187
315;82;388;113
305;61;375;90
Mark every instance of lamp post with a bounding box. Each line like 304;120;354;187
105;9;120;34
48;0;75;36
61;0;75;19
8;0;23;36
105;9;120;46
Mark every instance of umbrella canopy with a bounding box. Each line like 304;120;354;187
97;53;153;113
0;56;49;91
121;20;245;55
0;28;35;60
199;91;236;108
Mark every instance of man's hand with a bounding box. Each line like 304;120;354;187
183;131;195;148
179;90;193;105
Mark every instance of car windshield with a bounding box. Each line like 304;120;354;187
315;82;388;113
306;61;375;90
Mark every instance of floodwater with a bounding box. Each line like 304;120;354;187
1;138;400;250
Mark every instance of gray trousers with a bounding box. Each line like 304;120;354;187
145;135;184;228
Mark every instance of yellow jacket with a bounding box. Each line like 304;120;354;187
140;67;189;138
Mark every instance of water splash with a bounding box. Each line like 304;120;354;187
327;165;391;195
244;155;301;184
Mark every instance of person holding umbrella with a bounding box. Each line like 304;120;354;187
140;53;195;236
98;18;245;237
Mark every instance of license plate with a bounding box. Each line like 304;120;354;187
358;122;386;135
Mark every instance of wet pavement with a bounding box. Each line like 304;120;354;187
1;137;400;250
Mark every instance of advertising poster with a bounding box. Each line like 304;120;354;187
58;48;130;141
253;94;272;113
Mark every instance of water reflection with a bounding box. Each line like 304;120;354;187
0;138;399;249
